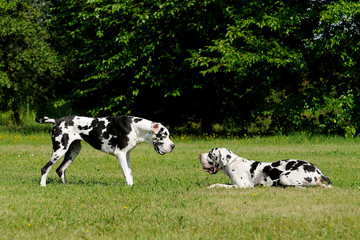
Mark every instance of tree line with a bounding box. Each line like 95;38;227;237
1;0;359;136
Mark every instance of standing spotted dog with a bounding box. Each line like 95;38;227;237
199;148;332;188
36;115;175;187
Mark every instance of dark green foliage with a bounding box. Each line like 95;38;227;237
190;0;360;136
0;0;64;123
48;1;209;114
1;0;360;136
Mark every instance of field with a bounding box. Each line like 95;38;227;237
0;133;359;239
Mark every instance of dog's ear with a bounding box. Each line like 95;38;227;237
151;122;160;133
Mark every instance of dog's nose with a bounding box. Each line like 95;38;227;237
171;144;175;150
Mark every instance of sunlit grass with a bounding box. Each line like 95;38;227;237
0;133;359;239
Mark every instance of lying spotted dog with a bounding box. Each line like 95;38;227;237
36;115;175;187
199;148;332;188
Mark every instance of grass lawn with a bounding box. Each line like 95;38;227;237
0;133;359;239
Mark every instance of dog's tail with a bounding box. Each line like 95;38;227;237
321;175;332;188
35;116;56;125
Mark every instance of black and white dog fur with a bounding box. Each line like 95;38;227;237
200;148;332;188
36;115;175;187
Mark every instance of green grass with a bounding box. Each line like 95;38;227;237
0;133;359;239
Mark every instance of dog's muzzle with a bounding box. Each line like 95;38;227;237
199;153;218;174
203;166;218;175
154;143;175;155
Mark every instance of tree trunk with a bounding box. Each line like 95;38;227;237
11;101;21;124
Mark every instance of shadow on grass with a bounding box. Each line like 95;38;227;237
33;177;125;187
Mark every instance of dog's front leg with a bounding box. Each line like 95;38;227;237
126;152;132;179
116;151;134;186
208;183;236;188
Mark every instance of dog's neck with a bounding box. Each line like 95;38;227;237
132;118;154;144
227;156;254;168
226;155;238;167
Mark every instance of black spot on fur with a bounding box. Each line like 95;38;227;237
290;160;307;171
52;126;62;138
61;133;69;149
41;162;53;175
156;128;164;137
303;164;316;173
271;161;281;167
134;118;143;123
208;149;220;162
106;116;132;149
268;168;283;180
52;140;61;152
227;155;231;159
102;131;110;139
51;126;62;152
63;116;75;127
78;125;91;131
263;166;283;180
250;161;261;178
79;119;107;150
262;166;272;177
304;177;312;182
285;161;296;170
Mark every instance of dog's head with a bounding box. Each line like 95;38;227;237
151;123;175;155
199;148;233;174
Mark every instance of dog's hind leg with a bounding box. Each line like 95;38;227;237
40;148;68;187
56;140;82;184
279;173;304;187
317;175;332;188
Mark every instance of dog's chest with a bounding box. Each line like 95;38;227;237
228;161;253;179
